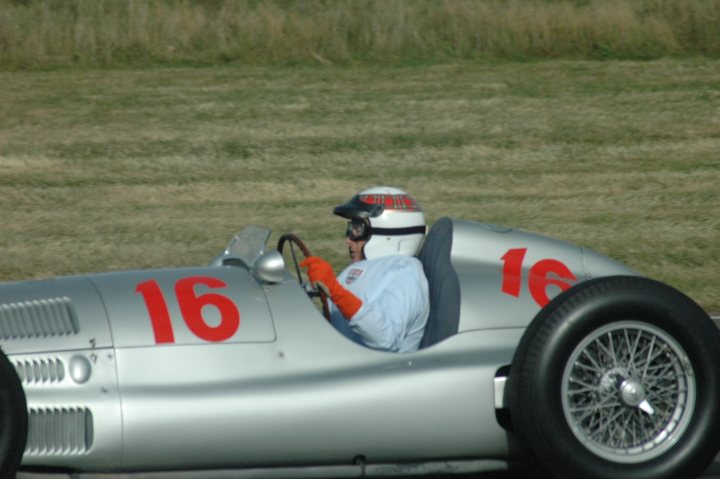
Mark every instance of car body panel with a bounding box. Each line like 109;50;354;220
0;276;113;355
89;267;277;348
450;219;635;332
113;330;518;470
0;219;638;473
13;347;122;470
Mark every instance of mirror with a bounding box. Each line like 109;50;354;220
253;250;285;284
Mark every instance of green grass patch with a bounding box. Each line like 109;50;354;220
0;59;718;312
1;0;720;69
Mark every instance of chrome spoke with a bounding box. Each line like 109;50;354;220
640;336;656;380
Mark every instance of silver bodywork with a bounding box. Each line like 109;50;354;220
1;219;635;474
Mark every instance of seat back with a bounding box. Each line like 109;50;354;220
417;217;461;348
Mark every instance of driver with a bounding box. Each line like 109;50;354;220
300;186;430;353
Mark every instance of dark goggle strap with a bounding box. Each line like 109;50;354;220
370;226;426;237
347;220;425;241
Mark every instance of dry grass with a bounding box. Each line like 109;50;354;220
1;0;719;68
0;59;718;311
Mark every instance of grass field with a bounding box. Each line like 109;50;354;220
0;59;718;311
2;0;720;68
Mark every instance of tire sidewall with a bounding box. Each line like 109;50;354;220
0;349;27;479
510;276;720;479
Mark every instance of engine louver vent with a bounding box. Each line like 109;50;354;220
0;297;79;339
25;407;93;456
14;357;65;384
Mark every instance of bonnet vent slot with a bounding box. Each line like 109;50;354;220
0;297;79;339
14;357;65;385
25;407;93;456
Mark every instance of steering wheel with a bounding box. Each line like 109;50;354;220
277;233;330;320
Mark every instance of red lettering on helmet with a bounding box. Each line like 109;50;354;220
359;194;421;211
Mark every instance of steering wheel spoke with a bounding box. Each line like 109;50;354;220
277;233;330;320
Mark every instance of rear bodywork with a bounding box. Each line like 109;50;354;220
0;218;635;474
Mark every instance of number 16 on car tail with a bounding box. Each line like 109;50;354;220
500;248;577;308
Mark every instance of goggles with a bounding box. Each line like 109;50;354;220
346;220;371;241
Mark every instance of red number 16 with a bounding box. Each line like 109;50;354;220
501;248;577;307
136;276;240;344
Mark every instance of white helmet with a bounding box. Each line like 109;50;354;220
333;186;426;259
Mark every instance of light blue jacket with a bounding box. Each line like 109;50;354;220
329;255;429;353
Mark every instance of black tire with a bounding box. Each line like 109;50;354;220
506;275;720;479
0;350;27;479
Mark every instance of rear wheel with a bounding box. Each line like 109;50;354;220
0;350;27;478
507;276;720;479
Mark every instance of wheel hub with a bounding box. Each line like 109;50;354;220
619;379;646;407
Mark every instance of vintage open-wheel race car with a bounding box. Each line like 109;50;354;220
2;217;719;479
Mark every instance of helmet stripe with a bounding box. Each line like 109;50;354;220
359;194;422;212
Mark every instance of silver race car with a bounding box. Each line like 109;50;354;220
2;218;719;479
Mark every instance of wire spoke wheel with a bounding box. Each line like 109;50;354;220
562;321;696;463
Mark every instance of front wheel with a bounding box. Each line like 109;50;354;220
0;350;27;478
507;276;720;479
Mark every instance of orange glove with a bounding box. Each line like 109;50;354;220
300;256;362;320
